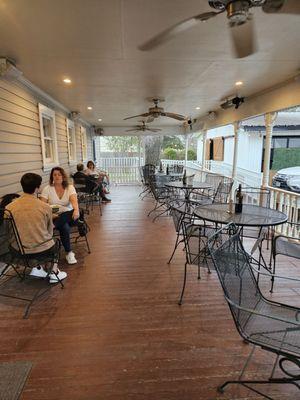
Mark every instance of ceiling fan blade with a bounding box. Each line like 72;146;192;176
124;113;150;120
163;112;186;121
230;19;257;59
125;128;139;132
146;128;162;132
263;0;300;14
138;11;222;51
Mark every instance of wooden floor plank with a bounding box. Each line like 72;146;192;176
0;185;299;399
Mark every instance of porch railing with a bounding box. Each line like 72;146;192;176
96;157;143;184
268;186;300;237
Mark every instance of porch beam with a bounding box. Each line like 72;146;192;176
262;112;277;187
232;122;241;184
201;130;207;169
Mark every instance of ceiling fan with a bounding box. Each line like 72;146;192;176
125;120;162;133
124;98;187;121
138;0;300;58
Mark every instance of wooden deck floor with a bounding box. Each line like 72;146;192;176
1;186;300;400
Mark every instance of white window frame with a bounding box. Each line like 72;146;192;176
66;118;77;164
81;126;88;161
38;103;59;170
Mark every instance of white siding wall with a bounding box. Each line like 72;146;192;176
197;125;263;173
0;78;93;197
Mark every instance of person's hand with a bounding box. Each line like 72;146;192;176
72;209;80;220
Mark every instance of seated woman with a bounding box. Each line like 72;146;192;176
40;167;80;264
84;160;111;201
85;161;109;185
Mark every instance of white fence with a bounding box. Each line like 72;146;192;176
96;157;143;184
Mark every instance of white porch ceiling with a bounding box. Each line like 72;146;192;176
0;0;299;131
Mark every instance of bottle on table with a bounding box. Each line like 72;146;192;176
235;184;243;213
182;169;187;185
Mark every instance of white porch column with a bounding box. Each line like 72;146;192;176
262;112;277;187
184;133;189;167
201;130;207;170
232;122;241;183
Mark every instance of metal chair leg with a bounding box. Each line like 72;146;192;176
178;262;188;305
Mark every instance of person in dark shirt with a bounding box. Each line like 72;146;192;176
73;163;111;202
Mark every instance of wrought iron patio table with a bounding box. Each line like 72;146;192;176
165;180;212;202
194;203;288;277
193;203;287;228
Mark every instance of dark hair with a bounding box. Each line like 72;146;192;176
77;163;84;172
87;160;95;170
49;167;69;189
0;193;20;223
21;173;42;194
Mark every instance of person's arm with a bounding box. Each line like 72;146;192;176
40;186;49;203
70;193;80;220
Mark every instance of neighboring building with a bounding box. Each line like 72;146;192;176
197;111;300;176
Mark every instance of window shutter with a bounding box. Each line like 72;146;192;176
205;139;211;160
213;137;224;161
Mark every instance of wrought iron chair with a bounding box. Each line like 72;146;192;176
140;164;156;200
208;223;300;398
178;207;217;305
0;209;64;318
190;179;233;205
238;187;271;274
271;222;300;292
148;176;174;222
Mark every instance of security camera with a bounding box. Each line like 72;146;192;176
69;111;81;120
220;96;245;110
232;96;244;109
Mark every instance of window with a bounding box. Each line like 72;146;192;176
81;126;88;161
272;138;287;149
66;119;77;163
288;137;300;148
38;103;58;170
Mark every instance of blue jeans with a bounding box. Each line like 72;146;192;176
54;211;77;252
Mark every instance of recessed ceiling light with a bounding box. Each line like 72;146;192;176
63;78;72;84
87;106;93;110
195;106;200;110
235;81;243;86
98;118;102;122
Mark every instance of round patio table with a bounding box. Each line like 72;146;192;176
165;180;212;201
194;203;287;227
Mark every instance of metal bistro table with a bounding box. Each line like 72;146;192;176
165;180;212;202
194;203;288;277
193;203;287;228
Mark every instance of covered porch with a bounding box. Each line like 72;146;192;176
1;186;299;399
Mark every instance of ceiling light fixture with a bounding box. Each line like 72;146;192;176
98;118;102;122
235;81;243;86
63;78;72;84
87;106;93;110
196;106;200;110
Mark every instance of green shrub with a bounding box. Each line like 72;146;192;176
163;148;177;160
187;149;197;160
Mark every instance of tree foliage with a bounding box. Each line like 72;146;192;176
105;136;139;153
162;135;184;150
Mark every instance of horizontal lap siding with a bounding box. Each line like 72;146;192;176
0;78;92;197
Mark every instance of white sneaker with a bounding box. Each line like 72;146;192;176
30;267;48;278
66;251;77;264
49;270;67;283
